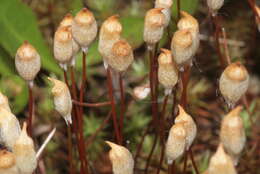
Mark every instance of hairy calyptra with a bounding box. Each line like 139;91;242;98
171;29;193;69
219;62;249;108
107;39;134;72
106;141;134;174
0;108;21;150
175;105;197;150
13;123;37;174
99;15;122;69
53;26;73;70
207;0;224;15
48;77;72;125
220;106;245;165
165;122;186;164
208;144;237;174
143;8;166;50
72;8;97;52
15;41;41;87
154;0;173;27
158;48;178;94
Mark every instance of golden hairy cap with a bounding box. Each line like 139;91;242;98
158;48;172;64
224;62;248;81
178;11;198;30
16;41;38;61
59;13;73;27
74;8;94;25
0;150;16;169
173;29;192;48
146;8;165;27
106;141;128;161
55;26;72;43
102;15;122;34
48;77;67;96
112;40;132;57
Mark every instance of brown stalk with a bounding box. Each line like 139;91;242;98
106;68;121;144
63;70;75;174
157;95;169;174
119;73;126;143
79;51;87;117
73;100;111;107
70;67;88;174
177;0;181;20
27;85;34;137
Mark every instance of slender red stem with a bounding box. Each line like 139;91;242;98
63;70;75;174
180;65;191;107
70;67;88;174
106;68;121;144
27;85;34;137
119;73;126;143
79;51;87;117
157;95;169;174
73;100;111;107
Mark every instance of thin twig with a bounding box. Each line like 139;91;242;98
36;128;56;159
73;100;111;107
27;86;34;137
106;68;121;144
119;73;126;143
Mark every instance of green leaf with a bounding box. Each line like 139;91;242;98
0;46;15;76
120;16;144;49
0;0;61;75
171;0;199;18
69;0;84;15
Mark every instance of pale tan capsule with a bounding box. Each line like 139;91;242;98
72;8;97;52
171;29;193;68
219;62;249;107
13;123;37;174
155;0;173;27
107;39;134;72
48;77;72;125
175;105;197;150
220;106;245;165
59;13;80;64
207;0;224;15
165;122;186;164
177;11;200;57
99;15;122;68
106;141;134;174
0;92;11;112
143;8;166;50
0;108;21;150
0;150;19;174
15;41;41;84
208;144;237;174
53;26;73;69
158;48;178;94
